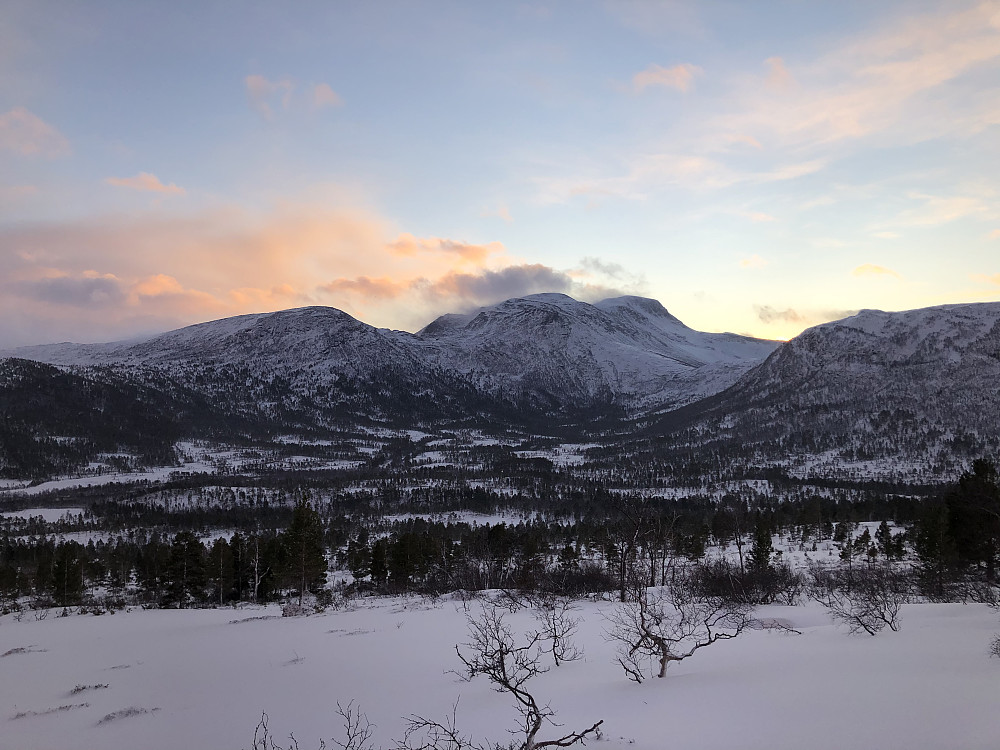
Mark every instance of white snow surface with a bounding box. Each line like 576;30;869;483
1;507;85;522
2;598;998;750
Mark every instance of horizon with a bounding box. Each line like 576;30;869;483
2;1;999;349
8;290;1000;352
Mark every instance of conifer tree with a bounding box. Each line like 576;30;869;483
282;495;327;606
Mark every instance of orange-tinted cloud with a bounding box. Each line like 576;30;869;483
0;199;639;347
852;263;900;278
740;254;768;268
0;106;70;157
632;63;701;93
743;211;776;223
312;83;343;109
105;172;186;195
321;276;409;300
388;234;504;264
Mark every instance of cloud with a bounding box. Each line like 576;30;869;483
0;106;70;157
481;204;513;223
388;234;504;264
892;191;994;227
311;83;343;109
245;74;295;119
632;63;701;93
430;264;574;302
0;195;648;347
873;231;899;239
991;229;1000;239
322;264;575;307
755;305;858;326
133;273;186;297
13;271;127;308
755;305;805;324
320;276;409;300
105;172;186;195
0;184;38;200
764;57;796;90
742;212;776;223
534;149;826;204
740;254;768;269
853;263;900;278
715;3;1000;149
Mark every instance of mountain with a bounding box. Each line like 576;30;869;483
9;294;998;483
649;302;1000;475
10;294;777;418
416;294;778;412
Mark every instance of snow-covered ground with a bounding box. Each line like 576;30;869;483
2;597;998;750
1;507;86;522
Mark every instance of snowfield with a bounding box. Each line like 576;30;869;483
2;598;998;750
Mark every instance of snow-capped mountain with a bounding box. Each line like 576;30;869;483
9;294;778;418
657;302;1000;472
416;294;777;411
7;295;1000;481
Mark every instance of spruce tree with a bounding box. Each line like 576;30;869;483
282;496;327;606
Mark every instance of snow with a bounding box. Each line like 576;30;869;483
0;469;184;497
1;598;998;750
1;507;85;522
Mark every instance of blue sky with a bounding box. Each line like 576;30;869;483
1;0;998;347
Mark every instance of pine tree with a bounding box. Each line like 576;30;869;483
163;531;206;608
50;542;84;608
947;459;1000;582
282;496;327;606
748;518;773;572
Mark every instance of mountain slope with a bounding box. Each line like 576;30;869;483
650;302;1000;472
416;294;778;412
13;295;778;418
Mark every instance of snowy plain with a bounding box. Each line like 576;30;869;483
2;597;998;750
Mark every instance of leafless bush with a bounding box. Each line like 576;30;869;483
990;634;1000;659
604;583;754;683
532;597;583;666
456;605;602;749
70;683;109;695
97;706;159;725
12;703;89;720
249;702;374;750
809;563;908;636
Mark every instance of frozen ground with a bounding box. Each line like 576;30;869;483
2;598;998;750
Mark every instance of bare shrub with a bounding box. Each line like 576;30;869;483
456;605;602;749
249;702;374;750
990;634;1000;659
604;582;754;683
532;596;583;666
810;563;908;636
12;703;89;720
70;683;109;695
97;706;159;725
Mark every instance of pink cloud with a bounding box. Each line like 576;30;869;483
0;106;70;157
388;234;504;264
632;63;701;93
245;74;295;119
105;172;186;195
312;83;343;109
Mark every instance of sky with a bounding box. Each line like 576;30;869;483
1;0;998;348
